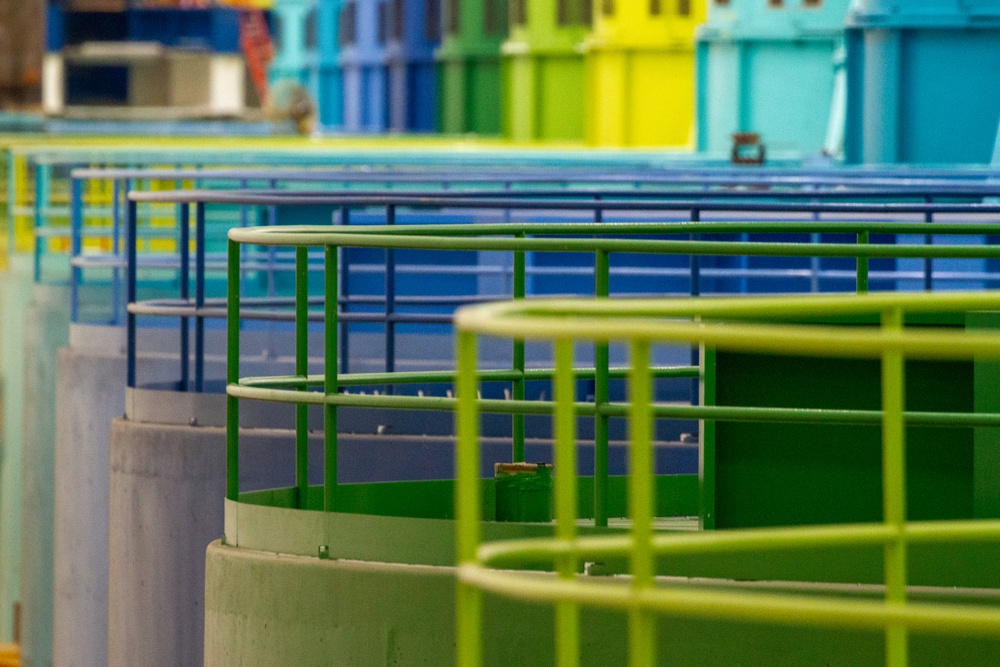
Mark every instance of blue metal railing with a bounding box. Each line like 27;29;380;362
64;165;1000;325
120;184;1000;398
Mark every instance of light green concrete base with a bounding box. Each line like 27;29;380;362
206;495;1000;665
204;536;1000;666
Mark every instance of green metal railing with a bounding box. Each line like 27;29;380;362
453;291;1000;667
226;219;1000;526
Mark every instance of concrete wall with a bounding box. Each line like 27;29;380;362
52;330;185;667
107;421;302;667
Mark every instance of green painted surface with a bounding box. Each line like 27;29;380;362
239;475;699;520
711;353;974;529
703;312;1000;531
495;464;552;523
502;0;590;141
439;58;504;135
436;0;506;135
230;475;701;566
971;312;1000;519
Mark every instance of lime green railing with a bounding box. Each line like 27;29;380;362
453;291;1000;667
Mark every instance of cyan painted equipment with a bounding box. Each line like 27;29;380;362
696;0;852;159
844;0;1000;165
387;0;441;132
339;0;390;132
315;0;346;129
269;0;319;87
0;113;44;134
584;0;706;148
435;0;507;135
502;0;590;142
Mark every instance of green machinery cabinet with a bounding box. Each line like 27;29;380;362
501;0;591;142
436;0;508;134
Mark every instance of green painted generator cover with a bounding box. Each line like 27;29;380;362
703;312;1000;530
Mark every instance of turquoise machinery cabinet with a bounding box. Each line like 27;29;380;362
316;0;346;129
696;0;852;159
269;0;319;87
271;0;347;130
844;0;1000;165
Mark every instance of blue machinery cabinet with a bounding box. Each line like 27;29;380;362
696;0;852;158
44;3;246;114
845;0;1000;164
387;0;441;132
338;0;390;132
271;0;437;131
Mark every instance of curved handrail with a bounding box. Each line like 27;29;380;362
452;291;1000;667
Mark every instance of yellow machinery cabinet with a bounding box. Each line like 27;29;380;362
585;0;705;148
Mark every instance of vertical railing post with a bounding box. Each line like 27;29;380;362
553;338;580;667
238;178;249;294
339;206;351;375
266;179;278;297
70;177;82;323
809;202;821;293
194;202;206;392
295;246;310;508
324;244;339;512
628;338;656;667
593;249;610;527
111;178;124;324
179;202;190;391
881;307;908;667
384;204;396;394
512;234;526;463
455;329;482;667
857;230;870;295
226;238;241;502
32;162;48;284
126;198;138;389
924;196;933;291
689;208;701;406
5;152;16;256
